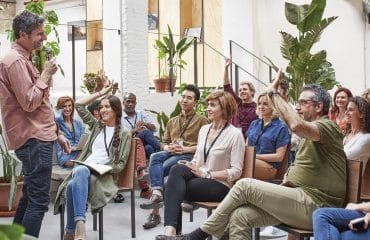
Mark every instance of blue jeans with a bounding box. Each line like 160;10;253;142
65;165;91;233
137;129;160;158
14;139;54;238
148;151;193;190
313;207;370;240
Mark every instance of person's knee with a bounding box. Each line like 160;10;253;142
169;163;187;175
72;165;90;178
313;208;327;222
149;151;168;166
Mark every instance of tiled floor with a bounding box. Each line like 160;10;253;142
0;190;288;240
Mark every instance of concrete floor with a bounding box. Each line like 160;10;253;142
0;190;288;240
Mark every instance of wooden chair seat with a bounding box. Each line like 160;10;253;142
255;159;363;240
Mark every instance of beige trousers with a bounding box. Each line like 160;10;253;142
200;178;320;240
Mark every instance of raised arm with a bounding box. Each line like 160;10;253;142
268;69;321;141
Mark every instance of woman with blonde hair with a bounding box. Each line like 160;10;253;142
155;90;245;238
246;92;290;180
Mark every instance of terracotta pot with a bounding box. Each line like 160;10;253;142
0;179;23;217
153;77;177;92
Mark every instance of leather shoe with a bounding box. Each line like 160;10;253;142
155;234;191;240
142;213;161;229
140;193;163;209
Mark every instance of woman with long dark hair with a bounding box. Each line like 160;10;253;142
54;81;131;240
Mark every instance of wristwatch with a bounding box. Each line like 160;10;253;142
268;90;280;98
205;171;212;179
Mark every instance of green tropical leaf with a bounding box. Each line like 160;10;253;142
285;2;310;26
280;32;299;61
0;224;25;240
45;10;59;25
298;0;326;33
300;16;337;52
25;0;44;15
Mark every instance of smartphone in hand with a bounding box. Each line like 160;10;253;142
350;217;366;231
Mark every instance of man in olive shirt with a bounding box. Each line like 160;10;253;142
158;72;346;240
140;84;208;229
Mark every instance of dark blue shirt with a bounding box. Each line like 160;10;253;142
246;118;290;168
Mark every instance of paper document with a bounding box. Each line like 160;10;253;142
71;160;112;175
75;133;90;151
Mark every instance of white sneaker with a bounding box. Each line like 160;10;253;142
260;226;287;238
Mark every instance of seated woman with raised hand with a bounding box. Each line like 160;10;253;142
313;202;370;239
55;96;85;168
246;92;290;180
343;96;370;172
155;91;245;239
54;80;131;240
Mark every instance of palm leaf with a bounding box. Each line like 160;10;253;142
300;16;337;52
285;2;310;26
280;32;299;61
298;0;326;33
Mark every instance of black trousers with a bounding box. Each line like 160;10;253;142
164;164;229;233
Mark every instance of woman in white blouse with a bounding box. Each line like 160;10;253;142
156;90;245;238
344;96;370;174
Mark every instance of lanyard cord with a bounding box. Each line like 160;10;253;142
103;126;114;157
179;113;195;138
203;123;229;163
125;113;137;130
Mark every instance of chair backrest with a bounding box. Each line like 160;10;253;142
361;158;370;196
240;146;256;179
346;159;363;204
274;147;290;180
116;137;139;189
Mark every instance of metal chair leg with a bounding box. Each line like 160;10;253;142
99;209;103;240
60;205;65;240
254;228;260;240
189;210;193;222
131;189;136;238
93;213;97;231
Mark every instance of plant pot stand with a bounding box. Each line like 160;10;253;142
0;181;23;217
153;78;177;92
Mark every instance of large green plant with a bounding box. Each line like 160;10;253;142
0;123;21;210
6;0;63;75
266;0;338;102
147;83;213;142
155;25;194;80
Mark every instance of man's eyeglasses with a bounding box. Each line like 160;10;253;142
297;99;317;106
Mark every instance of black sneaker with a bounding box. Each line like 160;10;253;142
143;213;161;229
155;234;191;240
140;193;164;209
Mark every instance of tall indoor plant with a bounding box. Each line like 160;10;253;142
266;0;338;102
153;25;194;92
0;123;22;216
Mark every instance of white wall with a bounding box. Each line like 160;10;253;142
250;0;370;96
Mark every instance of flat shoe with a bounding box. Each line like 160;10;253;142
143;213;161;229
113;193;125;203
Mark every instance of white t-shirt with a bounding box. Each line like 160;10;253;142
85;126;115;165
344;132;370;175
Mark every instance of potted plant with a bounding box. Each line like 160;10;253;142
153;25;194;92
6;0;64;76
0;123;22;217
265;0;338;102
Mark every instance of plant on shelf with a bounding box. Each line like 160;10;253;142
147;83;214;141
153;25;194;92
6;0;64;76
265;0;338;102
81;72;120;95
0;123;22;216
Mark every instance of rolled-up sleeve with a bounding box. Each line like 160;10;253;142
226;131;245;182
